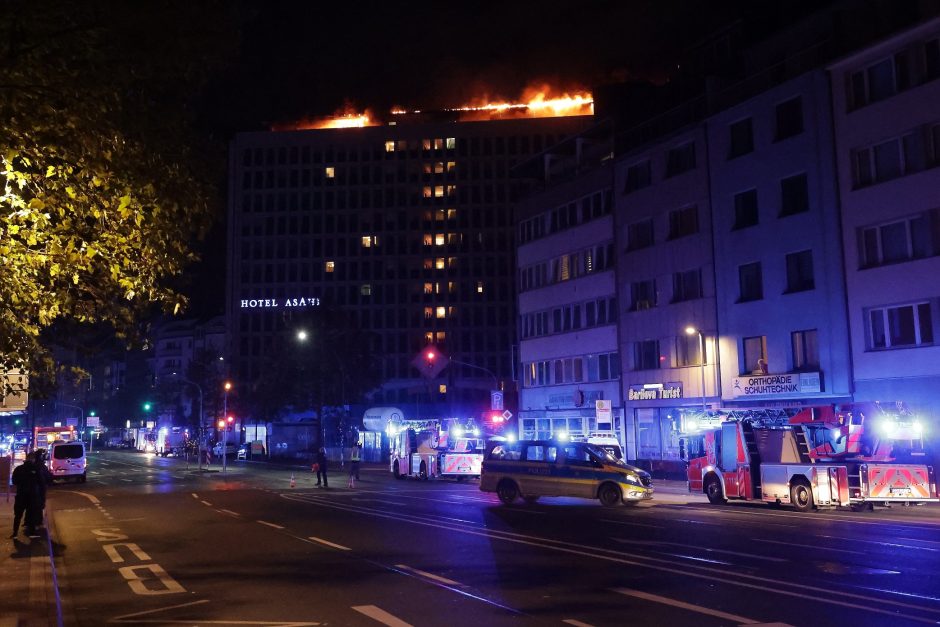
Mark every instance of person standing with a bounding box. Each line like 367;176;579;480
347;444;361;488
315;446;328;488
351;443;361;481
10;453;42;538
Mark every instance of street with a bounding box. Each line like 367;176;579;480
44;450;940;626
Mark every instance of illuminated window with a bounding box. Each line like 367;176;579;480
361;284;372;296
422;139;432;150
435;331;446;343
325;261;335;273
434;138;444;150
434;162;445;174
439;384;447;394
477;281;484;294
447;208;457;220
361;236;372;248
434;209;446;221
423;234;433;246
447;257;457;268
446;137;456;149
447;282;456;294
423;163;433;174
446;185;456;196
423;186;432;198
435;258;445;269
423;282;439;294
423;258;434;269
436;306;446;318
424;332;434;343
435;234;445;246
434;185;444;197
447;161;456;172
447;233;459;245
384;141;395;152
424;307;434;319
325;167;335;178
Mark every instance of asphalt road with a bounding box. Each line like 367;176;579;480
45;450;940;626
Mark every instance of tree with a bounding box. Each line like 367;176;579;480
0;1;239;387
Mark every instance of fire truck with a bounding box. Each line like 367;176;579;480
388;418;484;480
685;409;938;512
33;425;77;449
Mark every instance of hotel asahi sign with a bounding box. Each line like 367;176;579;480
730;372;821;398
240;297;321;309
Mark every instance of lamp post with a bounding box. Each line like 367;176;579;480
444;356;499;391
684;327;707;413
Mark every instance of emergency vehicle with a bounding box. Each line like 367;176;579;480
685;411;938;512
33;425;77;449
388;418;484;480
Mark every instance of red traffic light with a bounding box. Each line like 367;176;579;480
488;411;506;424
226;415;234;424
425;350;436;361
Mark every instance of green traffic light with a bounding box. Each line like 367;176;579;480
143;402;152;411
14;418;21;425
89;410;97;416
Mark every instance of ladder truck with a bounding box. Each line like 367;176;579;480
686;416;937;512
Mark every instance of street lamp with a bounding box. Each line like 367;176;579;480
684;326;707;412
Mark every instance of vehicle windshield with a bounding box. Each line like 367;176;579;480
584;443;628;467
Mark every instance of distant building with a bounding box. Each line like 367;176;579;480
226;114;593;425
828;17;940;419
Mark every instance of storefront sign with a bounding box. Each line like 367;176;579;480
628;382;683;401
730;372;821;398
240;297;321;309
595;400;612;422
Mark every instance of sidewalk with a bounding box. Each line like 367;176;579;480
0;493;62;627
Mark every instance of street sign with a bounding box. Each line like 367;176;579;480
501;409;513;421
595;400;612;422
87;416;100;427
1;371;28;412
490;390;504;411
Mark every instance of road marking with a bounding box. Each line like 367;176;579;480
613;588;763;625
394;564;464;587
219;509;240;517
307;536;351;551
815;534;940;552
72;491;101;505
120;479;133;482
899;537;940;546
612;538;788;563
600;518;661;529
562;620;595;627
751;538;863;555
191;493;199;499
201;500;213;506
351;605;412;627
257;520;285;530
110;599;210;621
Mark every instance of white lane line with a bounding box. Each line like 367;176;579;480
257;520;285;530
394;564;464;587
899;537;940;546
119;478;133;482
815;534;940;552
308;536;351;551
612;538;788;563
563;620;595;627
351;605;412;627
752;538;863;555
191;493;199;499
613;588;763;625
172;475;186;479
71;491;101;505
218;509;240;517
201;500;213;506
599;518;661;529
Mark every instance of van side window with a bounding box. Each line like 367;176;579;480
525;445;547;461
561;445;593;466
489;444;521;461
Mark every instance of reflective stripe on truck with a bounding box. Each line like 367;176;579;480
865;464;933;499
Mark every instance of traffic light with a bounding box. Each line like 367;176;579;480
226;415;234;425
14;418;20;426
89;410;96;416
217;419;225;429
487;411;506;425
143;402;152;412
425;349;436;365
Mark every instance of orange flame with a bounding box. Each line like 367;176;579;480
392;85;594;120
274;107;378;131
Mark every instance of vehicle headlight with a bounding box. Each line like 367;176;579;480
624;473;641;485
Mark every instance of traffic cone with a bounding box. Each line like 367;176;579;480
290;473;296;488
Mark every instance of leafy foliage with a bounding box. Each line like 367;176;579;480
0;1;238;386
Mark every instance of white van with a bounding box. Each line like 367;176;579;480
48;440;87;483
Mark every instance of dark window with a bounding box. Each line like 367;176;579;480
859;213;933;268
633;340;660;370
630;279;657;311
869;303;934;349
668;206;699;239
626;219;654;251
775;97;803;141
676;333;705;367
665;143;696;177
733;189;759;229
785;250;815;293
926;39;940;81
728;118;754;158
738;262;763;302
672;269;702;302
780;173;809;217
623;160;652;193
792;329;819;371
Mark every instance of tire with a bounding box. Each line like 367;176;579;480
393;462;403;480
523;496;539;505
497;479;519;505
79;473;87;483
419;461;428;481
598;483;622;507
456;475;467;483
705;475;726;504
790;480;814;513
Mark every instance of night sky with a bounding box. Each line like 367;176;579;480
184;0;827;317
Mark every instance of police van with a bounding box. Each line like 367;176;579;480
47;440;87;483
480;440;653;507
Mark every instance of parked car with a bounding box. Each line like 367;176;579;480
212;442;239;457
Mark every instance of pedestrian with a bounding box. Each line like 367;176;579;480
347;444;360;488
33;449;53;528
351;443;361;481
10;453;43;538
315;446;328;488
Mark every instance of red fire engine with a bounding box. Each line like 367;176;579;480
684;409;938;512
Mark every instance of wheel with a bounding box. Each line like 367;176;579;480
393;462;403;480
598;483;622;507
705;476;726;504
497;479;519;505
790;481;814;512
79;473;87;483
419;461;428;481
456;475;467;483
523;496;539;505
